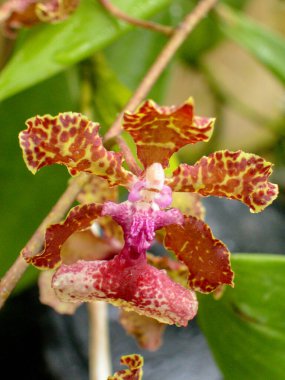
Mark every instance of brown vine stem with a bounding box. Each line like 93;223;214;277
0;0;218;309
115;135;142;176
104;0;219;142
0;173;89;309
88;302;112;380
99;0;174;36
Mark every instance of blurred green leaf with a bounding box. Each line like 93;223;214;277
0;0;171;101
88;54;131;133
0;69;79;293
175;0;248;65
78;54;140;169
217;5;285;85
198;254;285;380
104;10;171;102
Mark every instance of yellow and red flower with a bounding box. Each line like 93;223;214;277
19;97;278;328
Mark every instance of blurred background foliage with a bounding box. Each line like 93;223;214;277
0;0;285;378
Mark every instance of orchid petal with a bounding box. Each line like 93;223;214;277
77;175;118;204
167;150;278;213
0;0;38;37
38;270;81;314
22;203;102;269
52;251;198;326
119;310;166;351
60;229;119;265
164;217;234;293
123;98;214;168
19;113;135;186
171;192;205;220
108;354;144;380
77;175;124;244
36;0;79;23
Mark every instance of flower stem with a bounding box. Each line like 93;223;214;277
115;135;142;176
88;302;112;380
104;0;219;142
98;0;174;36
0;173;89;309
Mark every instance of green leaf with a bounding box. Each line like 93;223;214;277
0;69;78;294
198;254;285;380
0;0;171;101
217;5;285;85
88;54;131;134
104;10;171;102
175;0;248;65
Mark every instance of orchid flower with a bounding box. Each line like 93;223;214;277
0;0;79;37
19;98;278;327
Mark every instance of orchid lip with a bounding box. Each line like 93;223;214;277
52;254;198;326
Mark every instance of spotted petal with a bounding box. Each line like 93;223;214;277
164;217;234;293
0;0;38;36
0;0;77;37
22;203;102;269
52;250;198;326
19;113;134;186
123;98;214;168
77;175;118;204
36;0;79;23
119;310;166;351
167;150;278;213
171;192;205;220
108;354;144;380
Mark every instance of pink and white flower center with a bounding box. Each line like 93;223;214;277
102;163;183;256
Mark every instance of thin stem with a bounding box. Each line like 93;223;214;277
98;0;174;36
104;0;219;142
0;173;89;309
88;302;112;380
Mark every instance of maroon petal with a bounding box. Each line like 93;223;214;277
164;217;234;293
22;203;102;269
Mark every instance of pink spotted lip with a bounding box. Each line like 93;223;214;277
52;251;198;326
